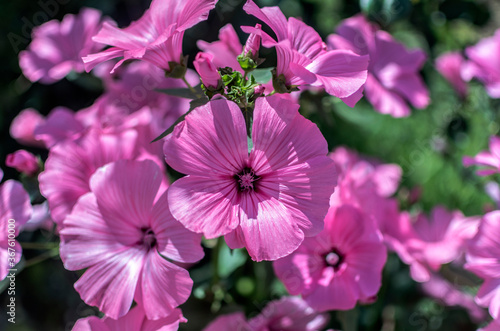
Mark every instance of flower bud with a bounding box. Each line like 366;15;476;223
6;150;39;175
238;24;264;71
193;52;222;89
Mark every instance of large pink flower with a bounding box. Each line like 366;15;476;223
328;14;429;116
461;29;500;98
0;173;32;280
73;306;186;331
203;297;328;331
39;127;165;225
60;160;204;320
163;96;336;261
464;136;500;176
19;8;106;84
83;0;217;73
242;0;368;104
273;205;387;311
466;211;500;319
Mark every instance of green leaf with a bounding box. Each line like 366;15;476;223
156;84;203;100
150;96;209;143
217;244;247;278
251;68;273;84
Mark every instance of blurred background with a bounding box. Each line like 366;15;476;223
1;0;499;330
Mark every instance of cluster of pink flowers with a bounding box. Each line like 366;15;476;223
8;0;500;329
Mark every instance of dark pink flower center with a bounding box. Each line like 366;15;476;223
140;227;157;250
235;167;260;191
325;249;343;269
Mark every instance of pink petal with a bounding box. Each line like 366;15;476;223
0;241;23;280
243;0;288;42
9;108;46;147
203;312;249;331
164;99;248;176
150;191;204;263
364;73;411;117
304;50;369;99
33;106;84;147
250;96;329;172
0;180;32;231
306;270;359;311
167;176;240;238
89;160;162;230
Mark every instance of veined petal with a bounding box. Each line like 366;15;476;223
243;0;288;42
164;99;248;176
167;176;240;238
138;252;193;320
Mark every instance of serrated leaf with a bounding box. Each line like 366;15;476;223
151;96;209;143
156;84;203;99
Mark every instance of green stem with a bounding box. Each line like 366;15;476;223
211;237;223;287
182;76;203;99
24;248;59;268
19;242;59;250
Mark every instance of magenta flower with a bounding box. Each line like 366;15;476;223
60;160;204;320
0;173;32;280
203;297;328;331
73;306;186;331
19;8;106;84
163;96;336;261
6;150;39;176
435;51;468;98
461;29;500;98
273;205;387;311
243;0;368;103
197;24;243;73
193;52;221;89
466;211;500;319
34;107;85;148
464;136;500;176
395;207;479;282
83;0;217;73
328;14;429;116
39;127;165;225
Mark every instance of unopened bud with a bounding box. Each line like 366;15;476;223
193;52;222;89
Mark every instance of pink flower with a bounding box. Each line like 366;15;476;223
60;160;204;319
163;96;337;261
464;136;500;176
193;52;221;89
6;150;39;175
33;107;85;148
9;108;45;147
19;8;106;84
397;207;479;282
461;29;500;98
435;51;468;97
243;0;368;103
197;24;243;73
39;127;165;225
273;205;387;311
466;211;500;319
83;0;217;73
328;14;429;116
73;305;186;331
0;176;32;280
203;297;328;331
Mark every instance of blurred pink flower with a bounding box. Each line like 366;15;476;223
19;8;106;84
83;0;217;73
193;52;221;89
9;108;45;147
273;205;387;311
60;160;203;320
328;14;429;116
461;29;500;98
397;207;479;282
466;211;500;319
34;107;85;148
197;24;243;73
464;136;500;176
6;150;39;175
39;127;165;225
164;96;336;261
435;51;468;97
0;177;32;280
203;297;328;331
73;305;186;331
243;0;368;103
